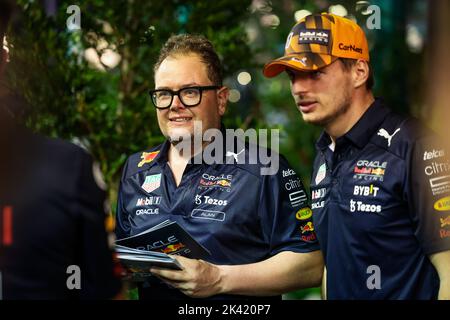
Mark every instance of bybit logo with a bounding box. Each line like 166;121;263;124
353;185;379;197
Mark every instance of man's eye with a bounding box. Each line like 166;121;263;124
286;71;295;82
311;71;322;79
156;91;171;98
183;89;199;97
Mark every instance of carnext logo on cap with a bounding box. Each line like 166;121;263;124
298;29;330;45
338;43;363;54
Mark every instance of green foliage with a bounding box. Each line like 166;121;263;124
6;0;252;202
6;0;424;196
5;0;426;301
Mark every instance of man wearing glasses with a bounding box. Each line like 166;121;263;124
115;34;323;300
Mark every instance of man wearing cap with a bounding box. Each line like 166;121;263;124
116;34;323;300
263;13;450;299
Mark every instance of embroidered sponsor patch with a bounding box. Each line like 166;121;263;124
434;196;450;212
296;207;313;221
298;29;330;45
138;151;159;167
191;209;226;222
141;173;161;193
315;163;326;185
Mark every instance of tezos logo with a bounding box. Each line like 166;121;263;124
350;199;381;213
195;195;228;206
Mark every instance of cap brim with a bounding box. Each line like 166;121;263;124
263;53;338;78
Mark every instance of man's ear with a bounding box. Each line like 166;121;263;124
352;59;370;89
217;86;229;116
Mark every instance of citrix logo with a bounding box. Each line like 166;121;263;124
285;178;302;191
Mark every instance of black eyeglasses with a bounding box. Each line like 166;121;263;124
149;85;220;109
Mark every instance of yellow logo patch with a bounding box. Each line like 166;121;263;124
138;151;159;168
434;196;450;212
296;207;313;221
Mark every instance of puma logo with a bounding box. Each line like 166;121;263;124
377;128;400;147
292;56;308;66
300;57;308;66
226;149;245;162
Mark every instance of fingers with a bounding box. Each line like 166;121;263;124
150;267;187;281
173;255;191;264
149;259;210;298
153;274;197;297
154;276;192;291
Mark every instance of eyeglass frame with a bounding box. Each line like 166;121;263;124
148;85;221;109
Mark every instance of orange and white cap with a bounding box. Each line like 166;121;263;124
263;13;370;77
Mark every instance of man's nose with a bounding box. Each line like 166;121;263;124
169;95;187;111
290;76;310;96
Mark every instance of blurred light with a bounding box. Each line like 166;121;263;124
3;37;10;62
85;31;98;46
266;111;289;127
100;49;122;69
251;0;272;13
361;9;373;15
356;1;373;15
102;21;114;35
237;72;252;86
84;47;105;71
246;24;259;43
260;14;280;28
294;9;311;22
329;4;348;17
96;38;109;51
406;24;424;53
347;15;357;23
228;89;241;103
356;1;370;9
175;6;190;25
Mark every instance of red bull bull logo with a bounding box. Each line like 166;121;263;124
371;168;385;176
198;173;233;192
441;215;450;228
138;151;160;168
216;179;231;187
301;221;315;233
353;161;387;181
161;242;186;254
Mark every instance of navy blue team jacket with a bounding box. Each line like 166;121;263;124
311;99;450;299
116;131;320;300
